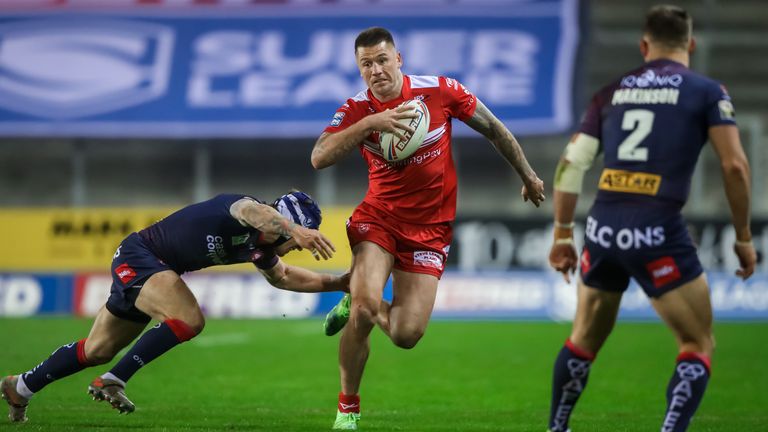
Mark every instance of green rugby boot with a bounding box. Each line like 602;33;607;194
333;410;360;430
324;294;351;336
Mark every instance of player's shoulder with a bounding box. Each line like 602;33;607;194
338;89;371;111
349;89;370;103
211;193;261;209
408;74;441;89
683;68;727;92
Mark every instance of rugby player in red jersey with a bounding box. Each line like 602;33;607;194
1;192;348;423
312;27;546;430
546;6;756;432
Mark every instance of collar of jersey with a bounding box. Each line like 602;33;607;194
367;74;412;110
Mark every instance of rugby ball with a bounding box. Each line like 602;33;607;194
379;99;430;162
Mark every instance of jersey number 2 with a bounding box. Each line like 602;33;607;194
618;109;654;161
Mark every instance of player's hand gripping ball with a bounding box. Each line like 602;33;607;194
379;99;430;162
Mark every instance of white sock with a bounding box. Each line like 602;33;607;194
15;375;34;399
100;372;126;388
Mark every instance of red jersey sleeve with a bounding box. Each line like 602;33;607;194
323;99;369;134
439;76;477;121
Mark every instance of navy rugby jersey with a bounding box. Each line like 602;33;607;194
138;194;278;273
580;59;736;207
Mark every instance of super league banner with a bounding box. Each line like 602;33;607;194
0;0;580;137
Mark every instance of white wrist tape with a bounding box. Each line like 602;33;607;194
554;134;600;194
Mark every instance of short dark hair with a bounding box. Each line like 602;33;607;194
643;5;692;50
354;27;395;53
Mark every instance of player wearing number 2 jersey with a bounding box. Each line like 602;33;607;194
311;27;545;430
546;5;756;432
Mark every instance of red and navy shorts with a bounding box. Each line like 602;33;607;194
106;233;171;323
346;201;452;279
579;202;703;298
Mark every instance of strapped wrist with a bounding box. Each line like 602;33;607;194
555;221;575;229
554;238;574;245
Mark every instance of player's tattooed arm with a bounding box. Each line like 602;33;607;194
311;131;362;169
230;199;297;238
311;108;417;169
464;99;546;206
465;99;535;179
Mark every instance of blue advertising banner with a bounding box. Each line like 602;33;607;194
0;273;73;316
1;271;766;321
0;0;580;137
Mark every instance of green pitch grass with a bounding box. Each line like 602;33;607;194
1;318;766;431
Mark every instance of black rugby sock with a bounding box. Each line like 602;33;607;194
661;353;710;432
22;339;90;393
109;319;196;383
548;340;595;432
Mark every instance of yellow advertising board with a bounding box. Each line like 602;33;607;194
0;207;354;272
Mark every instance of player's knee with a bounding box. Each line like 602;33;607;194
350;296;379;325
390;326;425;349
680;334;714;357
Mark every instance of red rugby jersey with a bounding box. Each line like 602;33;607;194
324;75;476;224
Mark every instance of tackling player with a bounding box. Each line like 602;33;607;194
546;5;757;432
311;27;546;430
1;191;348;423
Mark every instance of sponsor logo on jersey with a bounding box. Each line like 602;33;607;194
414;251;444;270
330;111;345;127
206;235;226;265
621;69;683;88
357;223;369;234
599;168;661;196
0;19;174;119
249;250;264;262
646;256;681;288
231;234;250;246
718;99;735;120
115;263;137;284
585;216;665;250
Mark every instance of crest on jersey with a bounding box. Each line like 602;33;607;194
330;111;345;127
718;99;735;120
0;19;174;119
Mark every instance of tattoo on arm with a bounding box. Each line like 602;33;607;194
240;201;296;237
465;99;535;179
268;215;295;238
312;127;368;168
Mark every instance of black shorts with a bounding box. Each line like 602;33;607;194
579;202;703;298
106;233;171;323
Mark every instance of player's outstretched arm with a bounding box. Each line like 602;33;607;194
230;199;336;259
311;107;417;169
260;261;351;293
709;124;756;279
463;99;545;206
548;133;600;282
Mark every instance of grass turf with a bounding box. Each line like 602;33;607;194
1;318;766;431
